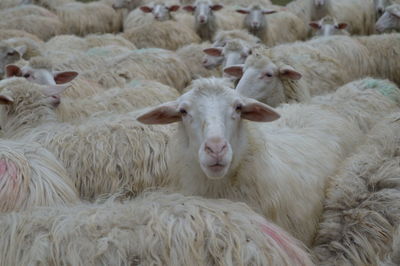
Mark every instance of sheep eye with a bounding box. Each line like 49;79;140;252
23;73;30;78
235;104;242;112
179;108;187;116
6;51;16;56
265;73;273;77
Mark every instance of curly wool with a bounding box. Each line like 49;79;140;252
0;192;314;266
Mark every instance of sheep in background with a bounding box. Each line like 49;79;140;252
236;5;308;46
139;2;180;21
0;42;26;79
2;37;43;60
0;192;314;266
0;78;175;200
0;29;44;43
376;4;400;32
20;0;74;12
138;77;393;245
373;0;400;21
0;139;79;213
312;112;400;265
309;16;350;37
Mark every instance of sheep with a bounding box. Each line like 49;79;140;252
373;0;400;21
55;2;121;36
0;139;79;213
183;0;242;41
312;112;400;266
0;192;314;266
0;15;63;41
0;42;26;79
0;0;19;9
375;4;400;32
139;2;181;21
0;4;58;20
181;0;273;5
20;0;74;12
309;15;350;37
0;78;176;200
236;5;308;46
137;77;398;245
123;20;201;50
0;29;44;43
82;48;192;91
2;37;44;60
224;36;373;107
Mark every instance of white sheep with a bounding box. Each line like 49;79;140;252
235;5;308;46
313;111;400;265
20;0;74;12
0;139;79;213
0;42;27;78
376;4;400;32
309;15;350;37
0;78;175;200
0;192;314;266
137;77;396;245
373;0;400;21
0;29;44;43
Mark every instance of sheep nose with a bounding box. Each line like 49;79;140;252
204;137;228;158
199;16;206;23
252;22;260;29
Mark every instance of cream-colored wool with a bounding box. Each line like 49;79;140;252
0;29;44;43
56;80;180;123
313;113;400;265
3;37;43;60
123;20;201;50
83;48;192;91
0;0;19;9
20;0;74;12
176;42;221;78
0;4;58;20
0;78;175;200
213;29;261;45
0;192;314;266
0;139;79;213
144;77;400;245
56;2;121;36
0;15;63;41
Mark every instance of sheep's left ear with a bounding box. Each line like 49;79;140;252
140;6;153;13
0;94;13;105
337;22;348;29
183;5;196;12
224;64;244;78
241;98;280;122
137;101;181;124
53;71;79;84
42;84;71;96
279;65;302;80
5;65;22;77
262;9;277;15
211;4;223;11
309;21;321;29
168;5;180;12
203;48;223;56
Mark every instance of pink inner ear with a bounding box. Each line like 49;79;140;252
241;102;280;122
203;48;222;57
140;6;153;13
183;5;196;12
169;5;180;12
309;22;321;29
6;65;22;77
337;23;348;29
236;9;249;14
54;71;78;84
211;4;223;11
223;66;243;78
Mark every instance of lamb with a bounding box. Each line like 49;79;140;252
137;77;400;245
55;2;121;36
224;36;373;107
236;5;308;46
375;4;400;32
0;78;176;200
183;0;242;41
309;15;350;37
139;2;180;21
123;20;201;50
0;139;79;213
0;192;314;266
312;112;400;265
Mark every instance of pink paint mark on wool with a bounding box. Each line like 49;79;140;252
0;159;19;186
260;223;307;266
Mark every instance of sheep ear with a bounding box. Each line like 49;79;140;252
137;102;181;124
309;21;321;29
262;9;277;15
241;98;280;122
337;22;348;29
168;5;180;12
5;65;22;77
279;65;302;80
183;5;196;12
42;84;71;96
203;48;223;57
236;8;250;14
140;6;153;13
0;95;14;105
223;64;244;78
53;71;79;84
211;4;223;11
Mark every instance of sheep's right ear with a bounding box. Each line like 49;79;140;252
262;9;277;15
309;21;321;29
183;5;196;12
224;64;244;78
241;98;280;122
0;95;13;105
53;71;79;84
5;65;22;77
140;6;153;13
137;102;181;124
236;8;250;14
203;48;223;57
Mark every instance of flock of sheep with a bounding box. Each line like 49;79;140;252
1;0;400;265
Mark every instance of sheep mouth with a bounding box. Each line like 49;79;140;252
208;163;226;172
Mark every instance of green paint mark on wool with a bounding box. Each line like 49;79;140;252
362;78;400;102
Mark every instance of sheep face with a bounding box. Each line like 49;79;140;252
138;78;280;179
184;1;223;25
375;5;400;32
374;0;390;19
236;6;276;34
140;4;180;21
314;0;328;8
5;65;78;87
309;16;348;37
224;60;301;106
0;44;26;78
